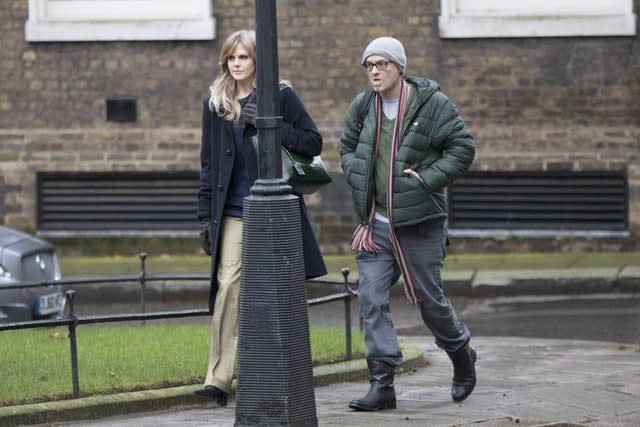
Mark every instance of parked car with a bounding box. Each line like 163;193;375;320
0;225;65;323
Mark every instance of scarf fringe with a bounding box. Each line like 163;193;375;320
351;222;381;253
403;287;422;305
400;255;423;304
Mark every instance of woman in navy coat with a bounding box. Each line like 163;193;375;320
195;29;327;405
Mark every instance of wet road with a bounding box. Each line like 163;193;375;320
449;293;640;345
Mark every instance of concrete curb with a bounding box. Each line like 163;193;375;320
0;386;201;427
469;268;622;297
618;266;640;292
0;343;425;427
312;339;426;386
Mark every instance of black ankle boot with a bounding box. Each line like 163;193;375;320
349;359;396;411
194;385;229;406
447;341;477;402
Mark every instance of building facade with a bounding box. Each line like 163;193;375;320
1;0;638;253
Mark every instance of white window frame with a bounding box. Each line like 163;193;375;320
26;0;215;42
439;0;637;38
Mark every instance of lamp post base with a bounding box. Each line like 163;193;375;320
235;193;318;427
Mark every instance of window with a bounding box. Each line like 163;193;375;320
26;0;215;42
439;0;637;38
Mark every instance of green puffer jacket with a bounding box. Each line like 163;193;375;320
340;76;475;227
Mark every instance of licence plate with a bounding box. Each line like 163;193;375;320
35;292;66;316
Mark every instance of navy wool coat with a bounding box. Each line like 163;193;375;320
197;86;328;311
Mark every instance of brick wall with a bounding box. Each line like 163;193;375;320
1;0;639;252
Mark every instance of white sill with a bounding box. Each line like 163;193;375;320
449;230;630;239
439;15;637;38
25;18;216;42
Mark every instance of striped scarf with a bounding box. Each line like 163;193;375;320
351;80;422;304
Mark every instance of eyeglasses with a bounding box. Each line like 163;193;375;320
362;60;390;72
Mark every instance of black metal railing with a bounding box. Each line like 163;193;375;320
0;253;358;398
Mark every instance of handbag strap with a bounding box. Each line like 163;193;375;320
356;88;376;133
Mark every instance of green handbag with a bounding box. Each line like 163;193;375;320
250;135;332;194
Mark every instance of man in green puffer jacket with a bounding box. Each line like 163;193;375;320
340;36;477;412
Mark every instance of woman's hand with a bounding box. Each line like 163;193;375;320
239;102;256;127
199;219;212;255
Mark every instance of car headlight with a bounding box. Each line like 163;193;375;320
0;264;11;279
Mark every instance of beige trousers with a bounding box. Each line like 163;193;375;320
204;216;242;392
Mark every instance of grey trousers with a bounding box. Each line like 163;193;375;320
356;218;470;367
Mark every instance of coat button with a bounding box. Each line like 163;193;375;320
225;149;232;155
217;185;224;191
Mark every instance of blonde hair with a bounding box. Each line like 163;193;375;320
209;30;257;121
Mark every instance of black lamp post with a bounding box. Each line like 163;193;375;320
234;1;318;426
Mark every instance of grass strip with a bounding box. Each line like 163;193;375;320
0;325;365;407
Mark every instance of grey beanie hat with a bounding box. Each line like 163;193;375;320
361;36;406;74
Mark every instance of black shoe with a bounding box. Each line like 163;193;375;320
348;382;396;411
348;359;397;411
194;385;229;406
447;341;477;403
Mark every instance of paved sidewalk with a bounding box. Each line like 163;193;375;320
4;336;640;427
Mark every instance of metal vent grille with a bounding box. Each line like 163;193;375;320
37;172;199;234
448;172;628;231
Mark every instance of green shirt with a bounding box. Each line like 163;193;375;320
373;89;418;215
374;115;394;214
